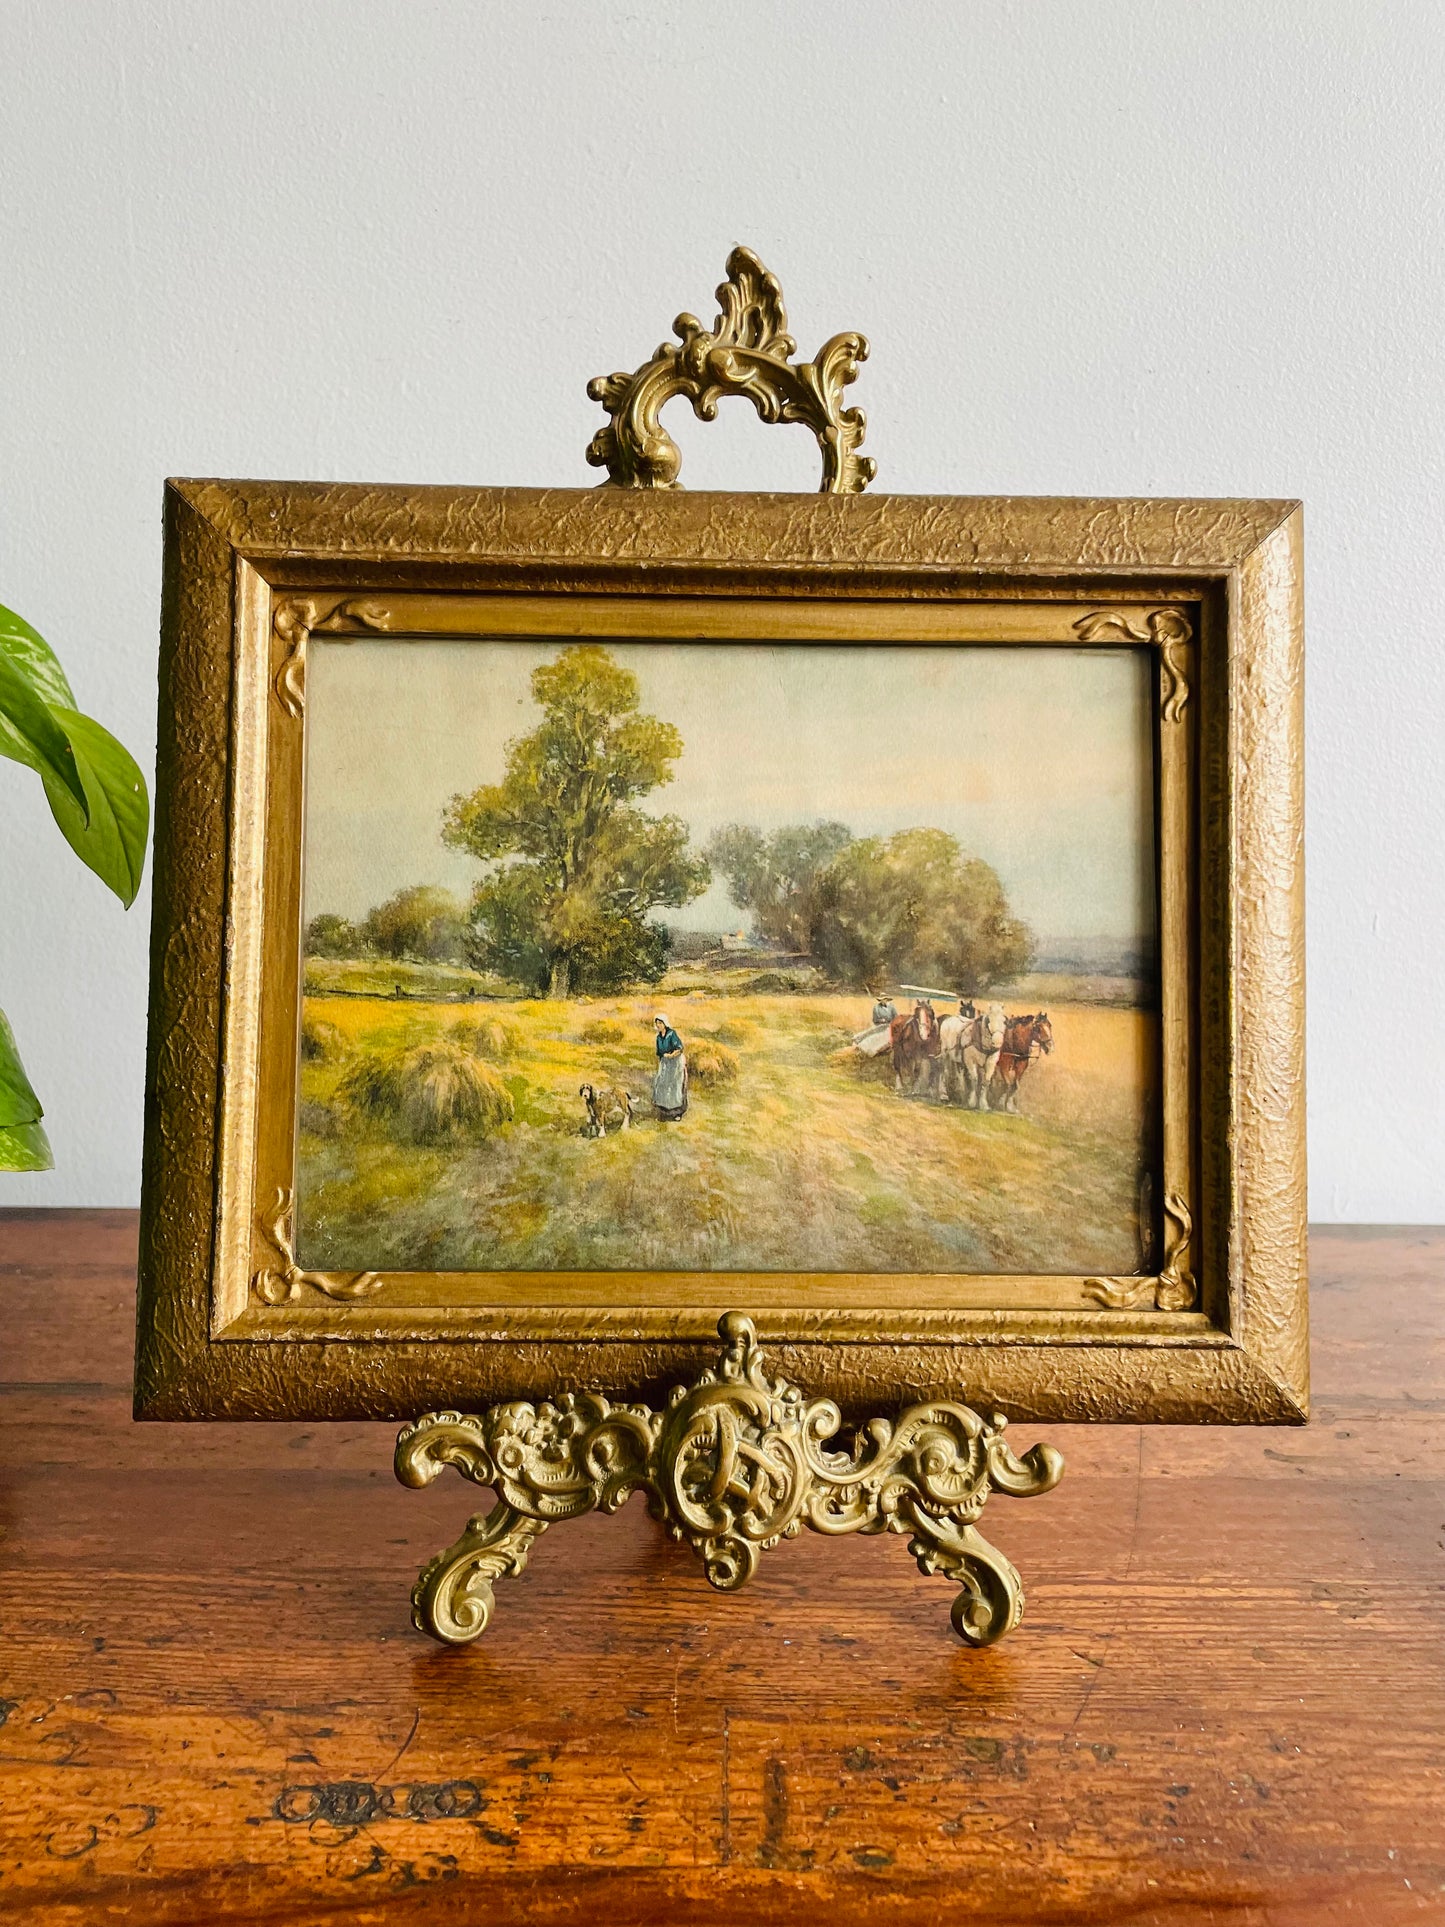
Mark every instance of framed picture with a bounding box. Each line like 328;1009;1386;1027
135;480;1306;1425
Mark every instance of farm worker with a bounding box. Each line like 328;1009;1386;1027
652;1014;689;1121
870;990;897;1029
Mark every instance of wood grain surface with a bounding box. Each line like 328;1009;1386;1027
1;1212;1440;1925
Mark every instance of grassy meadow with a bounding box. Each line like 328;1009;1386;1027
294;973;1158;1278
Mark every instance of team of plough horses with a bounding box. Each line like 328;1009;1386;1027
881;997;1054;1114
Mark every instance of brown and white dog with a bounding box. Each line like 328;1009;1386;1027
579;1082;633;1137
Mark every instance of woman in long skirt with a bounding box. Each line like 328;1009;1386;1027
651;1014;688;1120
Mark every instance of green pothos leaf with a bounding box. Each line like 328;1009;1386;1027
0;601;77;710
0;1118;54;1172
0;603;154;897
39;705;149;906
0;605;147;1173
0;601;88;815
0;1006;44;1130
0;647;89;815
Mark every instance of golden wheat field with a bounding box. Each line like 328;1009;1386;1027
293;980;1158;1279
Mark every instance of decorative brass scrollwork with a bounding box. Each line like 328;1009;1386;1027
252;1186;382;1305
1083;1192;1197;1312
396;1312;1061;1647
271;597;392;719
1074;606;1193;724
585;246;875;495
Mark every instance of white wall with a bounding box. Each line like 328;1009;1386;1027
2;1;1440;1219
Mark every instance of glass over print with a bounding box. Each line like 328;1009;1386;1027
294;636;1161;1282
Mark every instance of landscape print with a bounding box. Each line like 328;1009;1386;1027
294;637;1161;1279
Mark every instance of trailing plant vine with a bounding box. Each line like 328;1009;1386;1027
1;600;149;1170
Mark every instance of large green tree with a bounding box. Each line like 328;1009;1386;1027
705;820;854;951
810;828;1033;990
442;645;708;995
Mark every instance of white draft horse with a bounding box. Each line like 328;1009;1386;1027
940;1001;1008;1109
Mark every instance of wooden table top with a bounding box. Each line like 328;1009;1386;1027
0;1213;1440;1925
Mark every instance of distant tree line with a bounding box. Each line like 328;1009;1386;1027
705;822;1032;991
305;884;470;967
306;643;1032;996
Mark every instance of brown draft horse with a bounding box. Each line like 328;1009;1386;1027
988;1012;1054;1114
890;999;942;1097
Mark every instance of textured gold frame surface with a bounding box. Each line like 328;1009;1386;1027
136;481;1306;1425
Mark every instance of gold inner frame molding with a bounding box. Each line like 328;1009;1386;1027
229;590;1197;1336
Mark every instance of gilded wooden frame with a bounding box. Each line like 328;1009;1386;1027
135;480;1306;1424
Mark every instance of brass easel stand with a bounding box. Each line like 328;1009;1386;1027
395;250;1063;1646
397;1313;1063;1647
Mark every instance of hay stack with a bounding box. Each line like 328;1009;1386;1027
340;1042;514;1142
687;1038;740;1089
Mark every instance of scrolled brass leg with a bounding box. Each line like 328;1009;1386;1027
411;1502;550;1645
905;1511;1026;1648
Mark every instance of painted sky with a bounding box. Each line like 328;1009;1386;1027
303;637;1157;946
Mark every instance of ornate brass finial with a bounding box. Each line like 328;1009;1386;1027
396;1312;1061;1647
585;245;875;494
